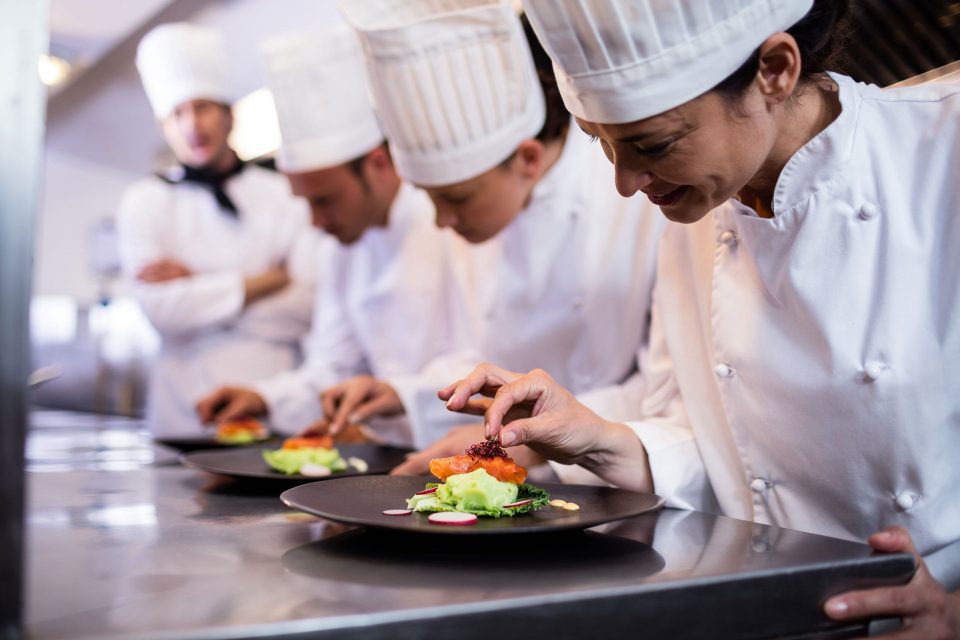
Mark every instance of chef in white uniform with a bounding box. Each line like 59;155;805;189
334;1;664;456
439;0;960;635
196;28;469;445
117;23;321;438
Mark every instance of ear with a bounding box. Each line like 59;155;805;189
363;145;393;175
755;33;801;104
511;139;545;179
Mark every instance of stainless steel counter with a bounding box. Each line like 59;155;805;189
24;414;914;640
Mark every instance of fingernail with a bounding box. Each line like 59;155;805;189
445;398;454;408
825;599;848;616
500;430;516;446
349;413;359;423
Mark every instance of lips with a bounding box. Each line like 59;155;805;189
645;186;688;207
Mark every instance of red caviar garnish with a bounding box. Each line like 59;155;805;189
465;436;509;460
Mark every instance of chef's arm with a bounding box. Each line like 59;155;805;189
243;264;289;306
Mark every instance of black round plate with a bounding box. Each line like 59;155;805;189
180;444;412;482
155;436;279;453
280;475;665;535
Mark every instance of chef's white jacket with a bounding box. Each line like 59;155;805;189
117;164;326;437
253;183;470;444
392;128;665;447
567;74;960;587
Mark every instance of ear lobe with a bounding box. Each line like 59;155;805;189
755;33;801;102
515;139;544;178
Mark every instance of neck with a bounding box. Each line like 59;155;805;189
521;129;568;209
193;148;239;176
376;172;403;228
739;80;841;217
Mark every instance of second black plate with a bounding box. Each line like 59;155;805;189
180;444;412;482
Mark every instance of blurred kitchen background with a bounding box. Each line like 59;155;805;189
30;0;960;420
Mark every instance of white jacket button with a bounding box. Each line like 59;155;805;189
863;361;885;382
715;363;733;378
750;478;768;493
720;230;738;247
895;492;918;510
858;203;878;220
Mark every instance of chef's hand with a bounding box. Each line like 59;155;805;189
390;423;545;476
137;258;192;282
439;362;652;492
824;526;960;639
243;264;290;305
297;418;379;445
321;375;404;436
196;386;268;424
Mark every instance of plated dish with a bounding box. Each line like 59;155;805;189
180;442;412;482
280;475;664;534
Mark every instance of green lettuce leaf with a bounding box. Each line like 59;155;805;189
262;447;347;475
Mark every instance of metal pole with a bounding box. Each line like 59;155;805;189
0;0;49;637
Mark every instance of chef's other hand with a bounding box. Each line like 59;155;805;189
437;363;651;494
824;526;960;639
321;375;403;436
390;424;545;476
196;386;268;425
137;258;192;283
243;264;290;305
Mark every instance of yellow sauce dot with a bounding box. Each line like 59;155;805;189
549;499;568;508
562;502;580;511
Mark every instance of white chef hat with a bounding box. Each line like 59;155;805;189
135;23;233;119
341;0;545;187
522;0;814;124
260;28;384;173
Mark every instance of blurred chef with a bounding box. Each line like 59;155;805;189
438;0;960;634
196;27;469;444
333;1;664;460
117;23;324;437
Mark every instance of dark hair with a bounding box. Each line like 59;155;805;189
521;13;569;143
713;0;852;98
345;141;389;191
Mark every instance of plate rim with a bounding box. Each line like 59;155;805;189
279;475;666;535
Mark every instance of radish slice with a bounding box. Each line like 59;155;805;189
428;512;477;525
382;509;412;516
415;487;438;495
299;463;332;477
502;498;534;509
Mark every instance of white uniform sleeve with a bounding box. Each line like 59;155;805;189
388;348;482;448
253;252;368;435
116;182;246;338
552;299;718;513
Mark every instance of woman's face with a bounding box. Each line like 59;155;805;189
578;88;779;224
423;147;541;244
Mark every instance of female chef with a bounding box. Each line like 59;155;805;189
440;0;960;636
329;1;664;457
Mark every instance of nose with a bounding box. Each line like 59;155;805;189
434;204;458;229
309;208;329;230
613;161;654;198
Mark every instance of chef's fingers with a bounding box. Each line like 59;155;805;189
483;370;552;438
329;381;371;436
347;392;399;425
321;386;344;421
196;388;233;424
442;363;520;411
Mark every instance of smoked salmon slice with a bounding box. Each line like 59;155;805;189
430;454;527;485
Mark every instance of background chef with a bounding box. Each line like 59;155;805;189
332;1;664;468
196;27;471;445
117;23;323;438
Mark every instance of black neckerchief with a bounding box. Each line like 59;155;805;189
158;157;247;216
